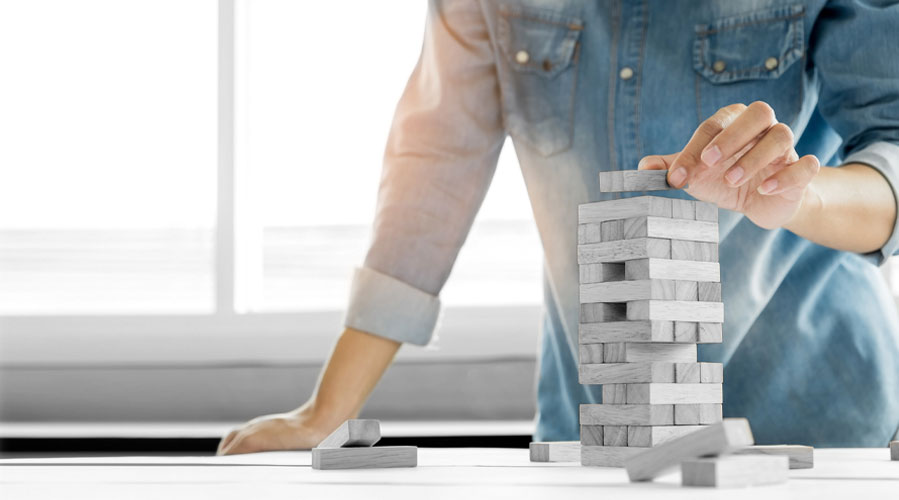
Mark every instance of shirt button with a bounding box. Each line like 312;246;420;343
515;50;529;64
712;60;726;73
765;57;779;70
619;67;634;80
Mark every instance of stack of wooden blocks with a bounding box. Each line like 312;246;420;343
577;169;724;467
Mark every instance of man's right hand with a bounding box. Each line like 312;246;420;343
216;405;335;455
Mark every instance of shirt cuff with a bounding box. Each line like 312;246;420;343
343;266;441;346
843;141;899;266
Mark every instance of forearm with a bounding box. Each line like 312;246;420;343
784;163;897;254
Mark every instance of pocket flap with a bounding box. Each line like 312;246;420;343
498;5;583;78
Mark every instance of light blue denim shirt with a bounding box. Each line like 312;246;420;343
344;0;899;446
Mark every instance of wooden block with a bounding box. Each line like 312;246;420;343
625;418;755;481
578;344;604;364
577;223;601;245
529;441;580;462
622;216;718;243
578;238;670;264
317;419;381;448
698;322;723;343
626;383;723;404
675;362;700;383
599;170;672;192
672;198;695;220
694;201;718;222
603;425;628;446
580;404;674;426
603;342;625;363
579;196;672;224
700;362;724;383
602;384;627;404
580;426;604;446
625;258;720;282
627;300;724;323
580;303;627;323
628;425;706;447
674;404;723;425
581;445;645;467
602;220;624;241
311;446;417;470
892;441;898;461
675;281;698;301
579;321;675;343
615;343;697;363
671;240;718;262
674;322;698;342
580;279;676;303
734;445;814;469
579;363;676;384
681;455;788;487
579;263;625;284
697;282;722;302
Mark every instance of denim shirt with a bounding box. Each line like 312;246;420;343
344;0;899;446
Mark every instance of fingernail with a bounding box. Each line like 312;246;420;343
725;166;744;186
638;157;648;169
758;179;778;194
701;145;722;166
669;167;687;187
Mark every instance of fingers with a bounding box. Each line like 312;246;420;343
669;103;747;188
219;430;262;456
700;101;777;169
723;123;794;187
637;153;678;171
757;155;820;200
216;429;239;455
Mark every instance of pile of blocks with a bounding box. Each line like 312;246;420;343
312;419;417;470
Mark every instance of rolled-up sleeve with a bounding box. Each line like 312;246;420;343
811;0;899;264
344;0;505;345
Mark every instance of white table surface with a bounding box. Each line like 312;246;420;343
1;448;896;499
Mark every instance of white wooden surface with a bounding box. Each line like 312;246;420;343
1;448;895;499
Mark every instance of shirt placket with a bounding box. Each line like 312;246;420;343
613;0;647;172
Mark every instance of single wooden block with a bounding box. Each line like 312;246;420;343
697;282;722;302
578;238;670;265
580;404;674;426
603;425;628;446
579;363;676;384
734;444;814;469
603;342;625;363
311;446;417;470
627;300;724;323
626;383;723;404
613;343;698;363
579;262;626;284
602;383;628;404
671;240;718;262
700;362;724;383
625;418;755;481
579;196;672;224
628;425;706;447
672;198;695;220
580;279;676;303
625;258;720;282
529;441;581;462
581;445;644;467
698;322;723;343
317;419;381;448
674;404;723;425
675;362;701;383
694;201;718;222
602;220;624;241
892;441;899;461
599;169;672;192
580;426;604;446
681;455;788;487
675;281;698;301
622;216;719;243
580;302;627;323
579;320;676;343
578;344;604;364
674;322;698;342
577;223;602;245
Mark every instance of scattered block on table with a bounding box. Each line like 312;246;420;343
311;446;417;470
671;240;718;262
698;322;723;343
700;362;724;383
625;258;720;282
675;280;698;301
681;455;788;487
628;425;706;447
604;343;697;363
604;425;629;446
580;404;674;426
734;445;814;469
580;279;676;303
600;170;672;193
892;441;899;461
578;238;670;264
674;322;698;342
675;362;701;383
625;418;754;481
582;445;645;467
529;441;581;462
672;198;695;220
697;282;722;301
579;320;675;343
317;419;381;448
580;302;627;323
695;201;718;222
578;344;604;364
602;383;627;404
579;262;625;284
579;362;676;384
580;426;605;446
579;196;672;224
622;216;719;243
626;383;722;404
627;300;724;323
674;404;723;425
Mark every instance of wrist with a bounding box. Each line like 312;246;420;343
783;179;823;233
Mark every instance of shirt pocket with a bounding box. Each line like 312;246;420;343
496;5;583;157
693;4;806;126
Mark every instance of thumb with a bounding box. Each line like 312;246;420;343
638;153;678;171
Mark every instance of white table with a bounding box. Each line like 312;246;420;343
1;448;896;499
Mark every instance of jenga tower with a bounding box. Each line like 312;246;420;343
577;170;724;467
